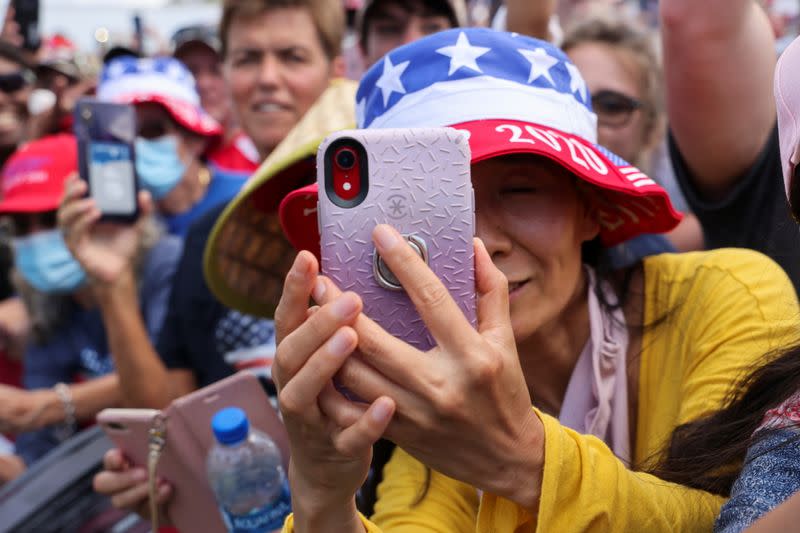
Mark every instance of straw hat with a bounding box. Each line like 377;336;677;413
203;79;358;317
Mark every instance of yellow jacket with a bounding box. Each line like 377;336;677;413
284;249;800;532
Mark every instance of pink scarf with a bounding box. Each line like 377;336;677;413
559;267;631;464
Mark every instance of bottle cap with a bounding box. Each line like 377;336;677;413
211;407;250;445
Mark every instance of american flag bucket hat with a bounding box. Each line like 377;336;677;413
98;56;221;137
280;28;682;254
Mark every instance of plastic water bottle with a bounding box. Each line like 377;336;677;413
207;407;291;532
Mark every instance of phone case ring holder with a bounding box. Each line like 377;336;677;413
373;235;429;291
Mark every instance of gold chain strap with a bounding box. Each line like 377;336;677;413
147;413;167;532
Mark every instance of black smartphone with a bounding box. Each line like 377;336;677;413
73;99;140;223
11;0;39;51
132;14;143;53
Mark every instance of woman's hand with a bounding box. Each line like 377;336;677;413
0;454;25;484
0;385;55;434
57;175;153;287
0;297;30;361
93;449;172;523
319;225;545;509
272;252;394;533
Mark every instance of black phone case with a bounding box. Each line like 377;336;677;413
74;98;140;224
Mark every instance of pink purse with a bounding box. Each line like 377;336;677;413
97;372;289;532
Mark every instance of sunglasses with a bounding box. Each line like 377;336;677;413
137;120;171;140
591;89;643;129
9;210;57;237
0;70;34;94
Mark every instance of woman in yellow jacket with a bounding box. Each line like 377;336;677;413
271;29;800;532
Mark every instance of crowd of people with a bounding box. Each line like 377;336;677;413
1;0;800;532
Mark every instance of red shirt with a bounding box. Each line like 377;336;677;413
206;133;260;175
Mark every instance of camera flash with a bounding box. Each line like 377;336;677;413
343;182;352;191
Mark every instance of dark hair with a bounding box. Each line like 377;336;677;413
790;165;800;222
645;344;800;496
359;0;460;52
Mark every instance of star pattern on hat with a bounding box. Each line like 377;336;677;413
518;47;559;85
166;60;188;81
356;28;595;128
105;60;127;80
436;31;491;76
376;56;411;107
355;98;367;128
566;63;589;103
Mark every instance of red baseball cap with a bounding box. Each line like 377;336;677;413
98;56;222;138
0;134;77;214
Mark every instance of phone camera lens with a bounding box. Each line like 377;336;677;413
335;148;356;170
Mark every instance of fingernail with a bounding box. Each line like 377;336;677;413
331;294;358;319
292;253;310;278
374;225;399;251
371;400;393;423
312;278;326;302
328;329;352;356
132;468;147;482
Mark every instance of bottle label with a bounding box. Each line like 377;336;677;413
220;482;292;533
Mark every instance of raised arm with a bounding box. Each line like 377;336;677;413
58;177;195;409
661;0;776;199
504;0;557;40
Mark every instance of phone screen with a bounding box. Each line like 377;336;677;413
75;99;139;221
87;141;137;216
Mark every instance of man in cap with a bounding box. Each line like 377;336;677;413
171;23;262;186
358;0;466;68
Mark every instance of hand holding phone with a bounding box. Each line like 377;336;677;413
98;372;288;533
73;98;140;223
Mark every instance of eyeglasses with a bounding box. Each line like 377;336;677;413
0;71;34;94
591;89;643;129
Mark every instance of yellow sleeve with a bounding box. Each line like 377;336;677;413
639;249;800;452
475;411;726;533
281;446;478;533
478;250;798;533
282;513;383;533
370;447;480;532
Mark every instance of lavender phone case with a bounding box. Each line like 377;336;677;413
318;128;476;350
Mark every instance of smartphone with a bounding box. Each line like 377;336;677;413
317;128;477;351
97;372;288;533
132;14;143;53
11;0;39;51
74;98;140;223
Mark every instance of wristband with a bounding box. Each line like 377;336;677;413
53;382;76;440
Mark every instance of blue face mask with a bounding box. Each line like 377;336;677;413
13;229;87;293
135;135;186;200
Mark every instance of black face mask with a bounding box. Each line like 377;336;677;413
0;70;34;94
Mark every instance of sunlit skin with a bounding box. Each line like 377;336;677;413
567;42;653;166
175;42;231;129
361;2;452;67
0;56;30;149
223;8;336;159
473;155;600;409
